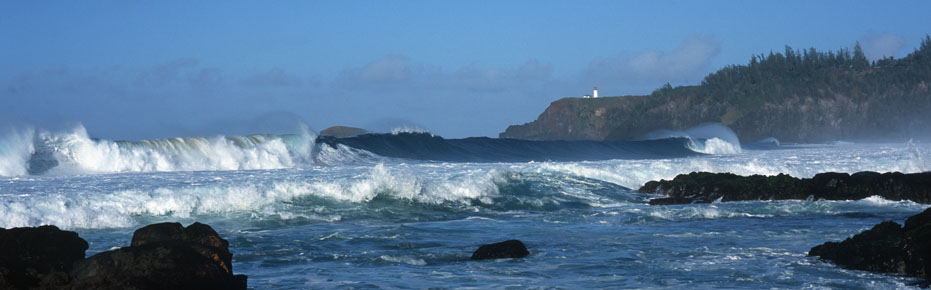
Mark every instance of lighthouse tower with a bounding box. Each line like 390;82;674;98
593;85;599;98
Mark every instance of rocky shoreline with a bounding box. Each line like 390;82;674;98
0;222;247;290
0;222;529;289
639;170;931;281
809;207;931;281
639;171;931;205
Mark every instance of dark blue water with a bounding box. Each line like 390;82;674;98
317;133;703;162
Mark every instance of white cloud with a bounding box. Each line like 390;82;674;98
188;68;224;89
516;59;553;80
135;58;199;87
336;56;555;93
629;35;720;78
338;55;418;86
587;35;721;88
859;32;906;61
241;68;302;87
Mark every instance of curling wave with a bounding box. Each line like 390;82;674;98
643;123;743;155
0;125;383;176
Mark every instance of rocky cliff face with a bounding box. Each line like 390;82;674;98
500;97;643;141
501;38;931;143
502;86;931;143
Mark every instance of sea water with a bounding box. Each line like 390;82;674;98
1;125;930;289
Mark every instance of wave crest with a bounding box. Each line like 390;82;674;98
688;137;742;155
0;124;386;176
644;123;742;155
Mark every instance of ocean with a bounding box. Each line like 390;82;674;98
1;125;930;289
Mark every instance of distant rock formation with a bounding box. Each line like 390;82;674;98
501;37;931;143
320;126;368;138
0;222;246;290
809;207;931;280
639;171;931;205
471;240;529;260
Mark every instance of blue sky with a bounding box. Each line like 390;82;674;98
2;1;930;140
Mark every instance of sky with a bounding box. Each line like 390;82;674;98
2;0;931;140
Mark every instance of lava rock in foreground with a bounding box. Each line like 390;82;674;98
0;222;246;290
471;240;530;260
0;225;88;289
809;207;931;280
639;171;931;205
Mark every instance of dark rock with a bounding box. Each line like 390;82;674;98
640;171;931;205
471;240;529;260
0;225;88;289
906;207;931;232
130;222;232;272
809;207;931;280
70;222;246;290
319;126;368;138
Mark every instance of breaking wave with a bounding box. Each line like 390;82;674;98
8;122;884;177
687;137;742;155
0;124;382;176
3;161;925;230
0;164;633;229
643;123;743;155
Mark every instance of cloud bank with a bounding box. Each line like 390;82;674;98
859;32;906;61
587;35;721;89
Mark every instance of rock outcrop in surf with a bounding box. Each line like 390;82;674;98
471;240;530;260
809;207;931;280
639;171;931;205
319;126;368;138
0;222;247;290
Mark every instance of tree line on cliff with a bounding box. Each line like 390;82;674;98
502;36;931;143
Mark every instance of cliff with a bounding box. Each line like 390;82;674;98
501;37;931;143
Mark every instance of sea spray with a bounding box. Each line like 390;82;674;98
0;127;35;176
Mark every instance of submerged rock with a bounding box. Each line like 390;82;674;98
0;225;88;289
809;207;931;280
471;240;529;260
70;222;246;290
640;171;931;205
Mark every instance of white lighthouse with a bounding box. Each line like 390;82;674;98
593;85;599;98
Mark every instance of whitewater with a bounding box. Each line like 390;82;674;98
2;125;930;288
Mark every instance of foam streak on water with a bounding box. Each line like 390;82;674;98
1;141;930;288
